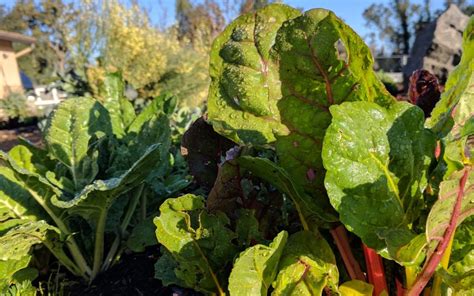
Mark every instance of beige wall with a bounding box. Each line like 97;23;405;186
0;39;23;98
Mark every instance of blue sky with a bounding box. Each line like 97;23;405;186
0;0;448;38
140;0;447;38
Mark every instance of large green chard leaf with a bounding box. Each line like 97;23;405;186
209;4;394;198
97;73;136;138
44;97;112;190
208;4;301;145
228;231;287;296
272;231;338;295
322;101;436;254
273;8;393;196
108;96;172;178
154;194;237;294
7;144;75;194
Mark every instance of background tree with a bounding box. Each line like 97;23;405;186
363;0;425;55
175;0;225;47
0;0;275;106
78;0;209;105
0;0;75;84
0;0;213;106
364;0;473;56
240;0;270;14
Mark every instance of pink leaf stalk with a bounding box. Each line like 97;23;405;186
330;225;366;281
407;168;470;295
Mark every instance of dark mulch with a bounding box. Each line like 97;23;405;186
65;248;165;296
63;248;199;296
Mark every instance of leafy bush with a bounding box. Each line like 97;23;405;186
154;4;474;295
84;0;210;108
0;73;189;292
0;92;35;123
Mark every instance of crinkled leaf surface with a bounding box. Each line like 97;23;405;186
110;112;171;179
272;231;338;296
273;8;393;197
2;280;37;296
228;231;287;296
0;150;86;277
154;194;237;294
129;115;170;168
209;5;395;218
6;144;74;194
44;97;112;190
322;101;436;253
208;4;301;145
0;221;60;260
51;144;162;224
0;219;28;236
98;73;136;138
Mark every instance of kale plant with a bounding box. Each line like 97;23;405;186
0;73;178;289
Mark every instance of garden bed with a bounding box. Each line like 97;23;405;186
0;4;472;296
0;125;42;151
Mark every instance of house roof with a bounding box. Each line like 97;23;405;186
0;30;35;44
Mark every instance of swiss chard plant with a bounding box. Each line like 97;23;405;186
0;73;183;291
154;3;473;296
